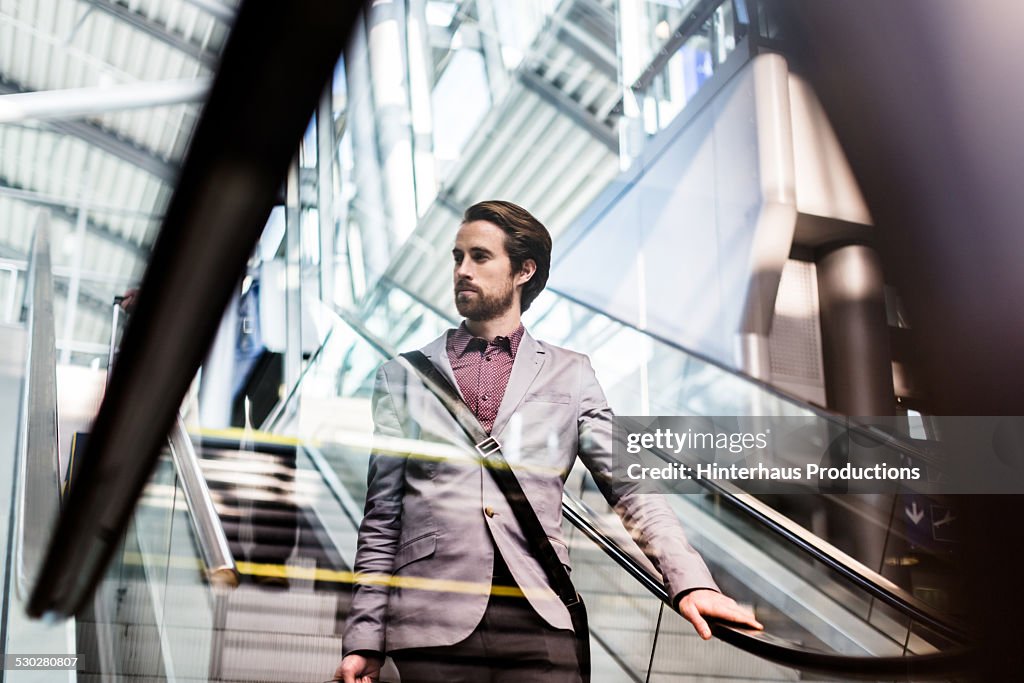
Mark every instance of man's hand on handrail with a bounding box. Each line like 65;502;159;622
678;588;763;640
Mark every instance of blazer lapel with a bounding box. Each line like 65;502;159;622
419;330;466;402
491;331;546;438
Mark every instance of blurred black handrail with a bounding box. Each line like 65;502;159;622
27;0;365;618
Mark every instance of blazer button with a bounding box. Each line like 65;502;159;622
484;506;495;518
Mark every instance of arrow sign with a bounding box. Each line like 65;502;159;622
930;505;959;543
905;501;925;525
933;509;956;529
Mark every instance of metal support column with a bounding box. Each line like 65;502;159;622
816;243;894;414
616;0;647;169
345;14;390;290
367;0;418;242
406;0;439;213
59;170;94;366
476;0;512;102
316;84;336;305
284;157;303;396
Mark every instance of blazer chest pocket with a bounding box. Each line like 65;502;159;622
393;532;437;572
524;392;571;405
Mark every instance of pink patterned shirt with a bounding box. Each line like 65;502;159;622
446;322;525;434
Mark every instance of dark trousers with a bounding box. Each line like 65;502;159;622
390;549;581;682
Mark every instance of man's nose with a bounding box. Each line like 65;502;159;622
455;261;473;280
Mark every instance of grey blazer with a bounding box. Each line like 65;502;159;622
341;329;719;655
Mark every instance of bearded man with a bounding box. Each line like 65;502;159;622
335;200;760;683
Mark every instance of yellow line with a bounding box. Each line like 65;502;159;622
118;552;531;599
191;427;564;476
194;427;306;447
236;561;527;598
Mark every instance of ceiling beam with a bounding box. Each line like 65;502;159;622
0;176;151;261
48;117;179;183
0;78;210;124
519;68;617;151
54;276;115;319
80;0;220;68
180;0;236;24
0;242;121;327
0;77;180;183
0;181;160;219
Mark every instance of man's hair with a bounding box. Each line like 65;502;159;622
463;200;551;312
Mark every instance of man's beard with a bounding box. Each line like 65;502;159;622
455;278;516;321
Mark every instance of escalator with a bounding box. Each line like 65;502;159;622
69;369;969;681
278;290;968;681
71;429;359;682
350;276;965;622
8;200;969;682
3;2;976;679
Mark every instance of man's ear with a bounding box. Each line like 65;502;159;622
516;259;537;286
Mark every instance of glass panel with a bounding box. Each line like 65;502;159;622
563;508;661;681
645;3;743;131
72;412;364;682
76;459;175;680
159;479;217;680
264;285;963;680
0;264;23;324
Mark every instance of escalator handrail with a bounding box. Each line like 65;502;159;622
547;285;943;470
615;414;969;645
709;623;972;680
26;0;365;619
375;274;943;472
313;302;972;677
286;286;968;647
15;211;62;594
362;278;965;637
260;326;334;433
166;415;239;588
562;496;973;679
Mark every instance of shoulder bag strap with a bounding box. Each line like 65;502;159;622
399;350;590;681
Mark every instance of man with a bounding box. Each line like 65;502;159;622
336;201;761;682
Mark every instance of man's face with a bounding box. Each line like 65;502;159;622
452;220;519;321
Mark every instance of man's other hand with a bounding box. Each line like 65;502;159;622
119;288;139;313
334;652;383;683
677;589;763;640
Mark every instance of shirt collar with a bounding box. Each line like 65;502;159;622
449;321;525;358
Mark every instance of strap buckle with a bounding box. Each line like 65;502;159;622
475;435;501;459
563;592;583;608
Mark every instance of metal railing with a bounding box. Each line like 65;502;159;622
166;415;239;588
15;210;62;595
108;294;238;589
561;494;972;679
306;301;972;678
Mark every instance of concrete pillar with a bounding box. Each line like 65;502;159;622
816;243;894;415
